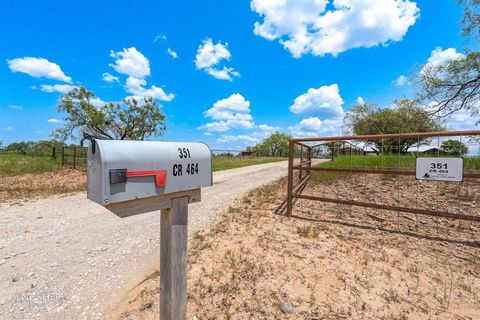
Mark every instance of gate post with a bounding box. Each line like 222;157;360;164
61;147;65;166
286;140;294;216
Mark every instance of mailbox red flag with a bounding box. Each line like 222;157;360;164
126;170;167;187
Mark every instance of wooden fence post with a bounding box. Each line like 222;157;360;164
73;147;77;170
160;196;189;320
61;147;65;166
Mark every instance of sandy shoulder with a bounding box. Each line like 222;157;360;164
0;161;288;320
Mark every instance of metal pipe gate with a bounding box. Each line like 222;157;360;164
285;130;480;223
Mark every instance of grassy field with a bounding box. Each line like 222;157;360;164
315;154;480;170
212;156;286;171
0;153;62;175
311;154;480;181
0;153;286;176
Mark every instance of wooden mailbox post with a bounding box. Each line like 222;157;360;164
85;139;213;319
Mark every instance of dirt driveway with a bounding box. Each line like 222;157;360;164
0;161;288;320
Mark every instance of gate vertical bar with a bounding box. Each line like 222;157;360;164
160;196;189;320
286;140;294;216
299;145;304;180
307;145;312;177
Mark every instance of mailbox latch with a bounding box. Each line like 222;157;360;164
109;169;167;187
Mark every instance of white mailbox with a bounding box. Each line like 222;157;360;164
87;139;212;216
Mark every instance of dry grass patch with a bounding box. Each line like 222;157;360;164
112;177;480;320
0;169;86;203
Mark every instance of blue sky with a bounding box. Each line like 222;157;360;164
0;0;475;149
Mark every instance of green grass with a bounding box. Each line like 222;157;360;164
0;153;286;175
317;155;417;170
212;156;286;171
316;154;480;170
311;154;480;181
0;153;62;176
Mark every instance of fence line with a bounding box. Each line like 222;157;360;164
61;146;87;170
284;130;480;225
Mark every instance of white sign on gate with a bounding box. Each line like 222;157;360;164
416;157;464;182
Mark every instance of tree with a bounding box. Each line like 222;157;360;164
247;132;291;157
54;87;166;141
441;139;469;155
418;52;480;121
344;99;445;153
5;141;34;154
417;0;480;123
4;140;66;155
459;0;480;40
262;132;290;156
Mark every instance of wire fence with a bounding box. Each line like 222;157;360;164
61;146;87;169
280;130;480;241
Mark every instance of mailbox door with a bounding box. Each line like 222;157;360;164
87;140;212;205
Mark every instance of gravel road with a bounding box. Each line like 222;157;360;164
0;161;288;320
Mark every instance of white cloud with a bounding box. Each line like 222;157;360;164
356;96;365;105
420;47;464;75
91;97;107;108
200;94;254;132
4;126;15;131
289;84;344;118
47;118;64;124
288;117;343;137
109;47;150;78
167;48;178;59
7;57;72;83
154;34;167;42
251;0;420;58
125;77;174;102
40;84;76;93
217;124;281;145
217;135;259;143
258;124;279;134
445;109;478;131
206;66;240;81
108;47;175;102
394;47;463;87
195;39;240;81
102;72;119;83
8;105;22;110
393;75;409;86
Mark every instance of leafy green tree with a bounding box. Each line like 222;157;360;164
247;132;291;157
5;141;34;154
344;99;444;153
441;139;469;155
419;51;480;122
54;87;166;141
4;140;66;155
417;0;480;123
261;132;290;156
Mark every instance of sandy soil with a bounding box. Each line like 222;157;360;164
0;169;86;204
0;161;288;320
115;175;480;320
